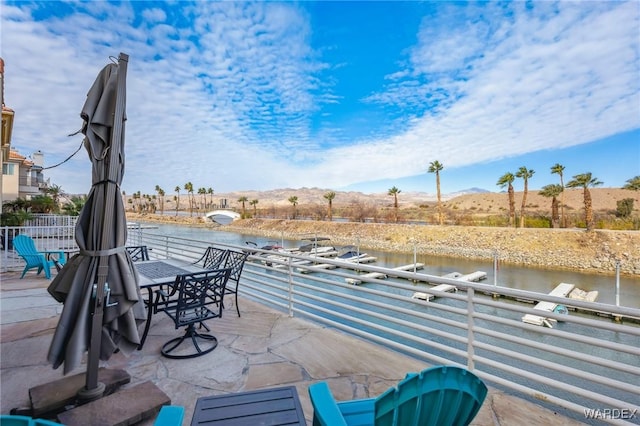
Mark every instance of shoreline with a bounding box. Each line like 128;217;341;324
126;213;640;276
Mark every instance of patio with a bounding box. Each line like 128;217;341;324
0;270;582;425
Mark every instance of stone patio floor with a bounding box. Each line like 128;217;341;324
0;269;584;425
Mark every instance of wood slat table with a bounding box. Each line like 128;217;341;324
191;386;306;425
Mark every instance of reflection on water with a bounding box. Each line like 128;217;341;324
143;223;640;308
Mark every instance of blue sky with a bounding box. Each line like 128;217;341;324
2;1;639;196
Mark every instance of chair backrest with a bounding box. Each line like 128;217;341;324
13;235;46;267
126;245;150;262
374;366;487;426
172;268;231;328
13;235;38;256
224;250;249;283
195;247;229;269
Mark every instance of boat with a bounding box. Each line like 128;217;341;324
336;245;372;263
244;241;287;264
295;237;336;256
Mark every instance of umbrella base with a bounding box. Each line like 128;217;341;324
27;368;130;418
77;381;106;403
57;380;170;426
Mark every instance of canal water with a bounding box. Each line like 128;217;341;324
140;222;640;308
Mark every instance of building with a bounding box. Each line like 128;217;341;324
2;149;46;202
1;57;15;207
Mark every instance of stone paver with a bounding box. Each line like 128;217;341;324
0;270;585;425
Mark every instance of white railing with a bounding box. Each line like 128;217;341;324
26;214;77;228
128;230;640;425
1;224;77;271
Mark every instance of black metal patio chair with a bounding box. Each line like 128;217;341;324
126;245;150;262
193;246;229;269
157;268;231;359
222;250;249;317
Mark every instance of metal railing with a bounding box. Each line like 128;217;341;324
129;230;640;425
1;224;77;271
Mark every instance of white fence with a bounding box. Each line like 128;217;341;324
130;230;640;425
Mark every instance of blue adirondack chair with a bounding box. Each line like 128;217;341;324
13;235;66;279
308;366;488;426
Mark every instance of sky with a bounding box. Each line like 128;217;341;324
2;1;639;197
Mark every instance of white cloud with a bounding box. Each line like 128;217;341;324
2;1;638;196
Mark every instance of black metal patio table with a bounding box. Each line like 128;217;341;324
191;386;306;425
135;258;206;348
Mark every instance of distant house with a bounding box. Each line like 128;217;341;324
2;149;46;202
1;57;16;206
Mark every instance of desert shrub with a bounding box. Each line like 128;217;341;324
616;198;634;218
525;216;551;228
477;215;510;227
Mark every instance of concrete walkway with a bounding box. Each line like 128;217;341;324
0;270;584;425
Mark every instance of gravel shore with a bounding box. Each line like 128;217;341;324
127;214;640;276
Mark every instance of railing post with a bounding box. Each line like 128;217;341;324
1;227;7;272
287;256;294;317
164;235;169;259
493;251;498;287
615;260;620;307
466;286;476;371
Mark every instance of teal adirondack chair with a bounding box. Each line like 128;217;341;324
13;235;66;279
308;366;488;426
0;414;64;425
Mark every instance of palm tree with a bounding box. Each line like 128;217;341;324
388;186;401;223
133;191;142;213
566;172;603;231
185;182;196;216
198;187;206;211
515;166;535;228
45;184;63;212
497;172;516;227
155;185;165;215
207;187;215;209
623;176;640;191
288;196;298;219
250;199;259;217
62;195;86;216
324;191;336;221
539;184;563;228
174;186;181;216
238;196;248;217
551;163;566;227
428;161;444;225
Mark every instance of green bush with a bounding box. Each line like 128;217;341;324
616;198;634;218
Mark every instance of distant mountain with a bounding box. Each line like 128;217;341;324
213;186;491;207
445;187;490;198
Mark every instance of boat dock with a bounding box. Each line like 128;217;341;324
412;271;487;301
521;283;575;328
296;255;378;274
345;263;425;285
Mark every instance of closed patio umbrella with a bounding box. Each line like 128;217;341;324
47;53;145;398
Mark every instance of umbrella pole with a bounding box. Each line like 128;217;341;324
79;52;129;401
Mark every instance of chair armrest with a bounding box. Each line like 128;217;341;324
154;285;177;313
308;382;348;426
42;250;67;265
